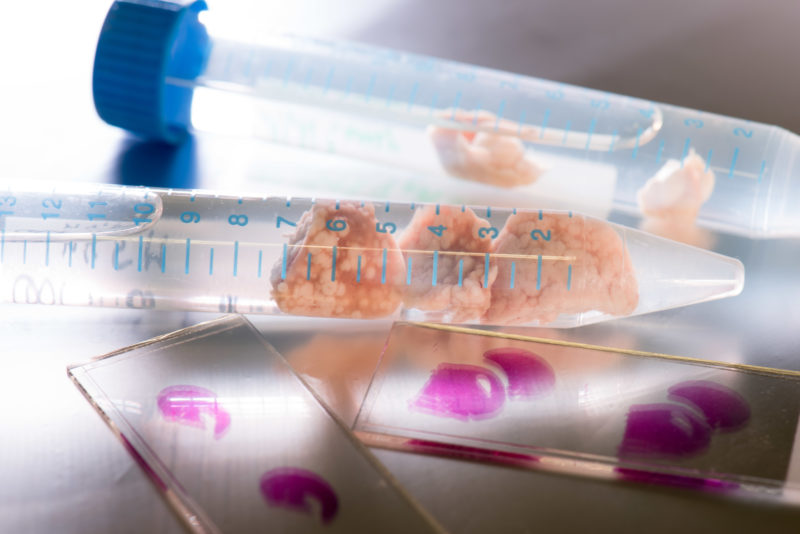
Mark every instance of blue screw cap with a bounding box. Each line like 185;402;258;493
93;0;210;143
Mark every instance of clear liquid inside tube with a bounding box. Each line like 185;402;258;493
0;186;743;327
163;7;800;237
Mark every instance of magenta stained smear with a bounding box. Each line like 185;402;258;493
668;380;751;431
410;363;506;421
260;467;339;524
615;468;739;492
156;385;231;439
618;403;712;458
406;439;539;468
483;347;555;399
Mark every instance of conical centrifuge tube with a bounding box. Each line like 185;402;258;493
0;182;743;327
93;1;800;238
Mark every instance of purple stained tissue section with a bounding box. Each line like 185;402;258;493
260;467;339;524
410;363;506;420
619;403;712;458
484;348;555;399
156;385;231;439
668;380;750;431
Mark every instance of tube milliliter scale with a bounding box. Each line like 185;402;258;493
95;0;800;237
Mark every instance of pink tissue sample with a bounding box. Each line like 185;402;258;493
636;150;715;222
429;109;546;187
398;205;497;321
484;348;555;399
410;363;506;421
260;467;339;524
485;212;638;324
156;385;230;439
270;201;406;319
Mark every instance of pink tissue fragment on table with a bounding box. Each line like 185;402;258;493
156;384;231;439
410;363;506;421
260;467;339;524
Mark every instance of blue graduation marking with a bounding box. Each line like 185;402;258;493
68;241;73;267
536;255;542;290
258;251;263;278
45;231;50;267
138;235;143;272
91;234;96;269
406;256;413;285
185;239;191;275
114;242;119;270
486;206;491;218
281;243;287;279
323;66;335;94
23;240;27;264
407;82;419;110
758;160;767;183
458;259;464;287
190;193;196;202
431;250;439;286
510;261;516;289
562;120;571;145
461;205;465;213
540;109;551;139
335;200;340;210
344;76;353;98
385;84;395;107
513;208;517;214
569;211;573;218
237;197;243;204
608;130;618;152
656;140;665;164
495;100;506;129
381;248;388;284
705;149;713;172
233;241;239;277
435;204;440;215
567;264;572;291
0;228;4;262
410;202;415;210
484;253;490;287
161;244;166;273
538;209;543;220
729;148;740;178
364;73;376;102
385;201;390;212
585;117;596;150
282;59;295;86
450;91;462;115
471;104;482;124
286;198;291;207
306;252;312;280
357;255;362;283
209;248;215;275
681;137;691;165
428;92;438;116
632;127;642;159
331;246;337;282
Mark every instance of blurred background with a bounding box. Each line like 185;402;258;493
2;1;800;532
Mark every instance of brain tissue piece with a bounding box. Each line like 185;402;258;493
429;109;546;188
484;213;638;324
398;205;497;322
270;201;406;318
